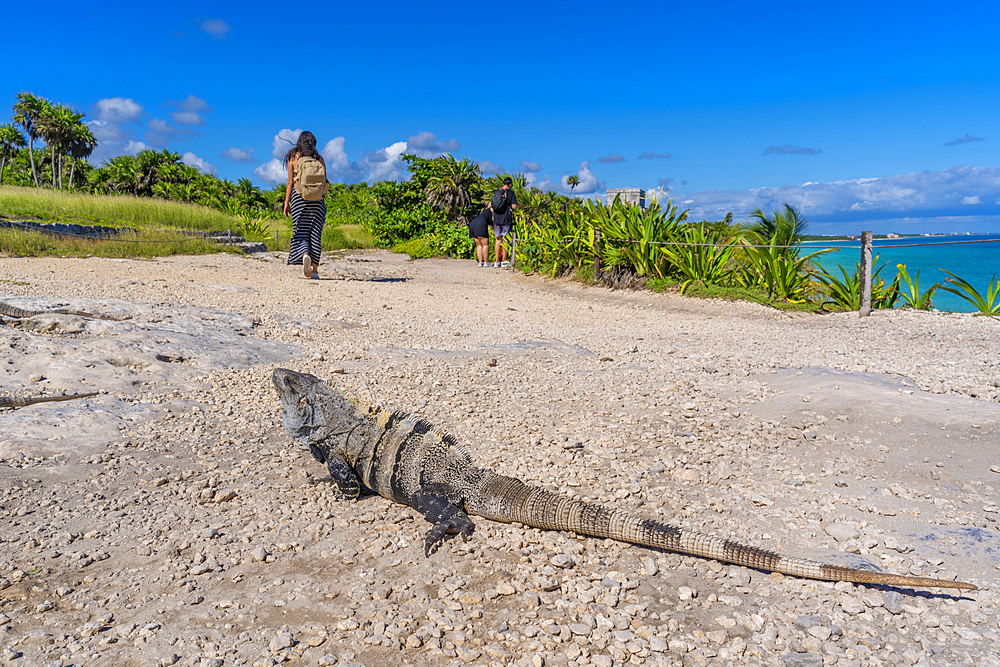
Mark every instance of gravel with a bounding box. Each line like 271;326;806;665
0;249;997;667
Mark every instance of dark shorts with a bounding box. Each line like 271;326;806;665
493;224;512;239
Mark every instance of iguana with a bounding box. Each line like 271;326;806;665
273;368;977;590
1;301;127;321
1;391;99;410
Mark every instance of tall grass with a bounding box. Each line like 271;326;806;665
0;185;243;231
0;228;237;258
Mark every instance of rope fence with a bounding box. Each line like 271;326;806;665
529;234;1000;250
0;218;248;245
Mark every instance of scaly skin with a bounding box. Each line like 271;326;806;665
0;392;99;410
1;301;126;320
273;368;977;591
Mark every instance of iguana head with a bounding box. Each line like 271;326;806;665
272;368;360;453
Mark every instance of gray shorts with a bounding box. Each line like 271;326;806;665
493;224;512;239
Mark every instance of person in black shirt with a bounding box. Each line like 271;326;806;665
490;177;518;267
468;207;492;267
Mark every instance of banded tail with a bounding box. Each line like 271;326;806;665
0;392;99;410
466;473;977;591
1;301;126;320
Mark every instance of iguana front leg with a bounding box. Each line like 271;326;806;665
411;486;475;555
327;455;361;499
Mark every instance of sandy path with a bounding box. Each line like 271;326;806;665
1;250;998;667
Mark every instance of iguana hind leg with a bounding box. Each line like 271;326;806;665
412;489;475;556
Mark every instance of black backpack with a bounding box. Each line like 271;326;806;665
491;188;507;214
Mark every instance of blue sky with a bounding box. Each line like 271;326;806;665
7;0;1000;233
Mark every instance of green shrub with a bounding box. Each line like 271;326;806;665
394;237;434;258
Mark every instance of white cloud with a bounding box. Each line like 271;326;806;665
124;141;148;155
181;151;217;175
405;131;459;159
557;161;601;195
270;129;302;158
94;97;143;123
252;129;459;186
674;164;1000;224
145;118;197;146
166;95;213;127
88;119;129;143
479;160;502;175
171;111;206;126
200;19;230;39
221;146;256;163
359;141;409;181
253;159;287;186
520;160;542;173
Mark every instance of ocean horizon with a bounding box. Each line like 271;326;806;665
806;233;1000;313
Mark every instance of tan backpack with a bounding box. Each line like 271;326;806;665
294;155;328;201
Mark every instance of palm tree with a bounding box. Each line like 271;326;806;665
0;124;26;185
66;122;96;190
743;202;809;255
566;174;580;194
12;92;51;188
424;154;480;223
39;104;85;188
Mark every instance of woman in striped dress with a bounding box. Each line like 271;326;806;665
282;131;327;279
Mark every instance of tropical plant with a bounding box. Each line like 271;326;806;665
661;223;739;292
12;92;51;188
812;256;901;310
939;270;1000;315
66;122;96;190
0;123;26;184
566;174;580;194
742;203;809;256
236;216;271;243
739;240;819;302
896;264;939;310
38;103;86;188
589;197;687;278
422;154;480;223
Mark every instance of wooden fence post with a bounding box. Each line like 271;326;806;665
510;228;517;272
859;231;873;317
593;229;602;282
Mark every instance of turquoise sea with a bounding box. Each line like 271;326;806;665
806;234;1000;313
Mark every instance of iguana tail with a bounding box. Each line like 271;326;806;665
0;392;99;410
465;473;977;591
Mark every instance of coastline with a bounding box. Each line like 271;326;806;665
1;250;997;666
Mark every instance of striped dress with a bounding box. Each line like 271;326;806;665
287;187;326;268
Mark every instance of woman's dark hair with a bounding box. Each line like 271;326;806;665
283;131;321;165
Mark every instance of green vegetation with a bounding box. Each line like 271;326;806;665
939;271;1000;316
2;91;989;314
897;264;939;310
0;226;234;259
1;185;243;230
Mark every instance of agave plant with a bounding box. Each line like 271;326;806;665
812;256;901;310
738;233;827;302
587;197;687;278
939;271;1000;315
896;264;939;310
660;222;739;292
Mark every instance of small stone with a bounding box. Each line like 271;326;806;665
250;546;268;563
269;632;294;651
678;586;697;601
649;636;669;652
824;522;858;542
495;581;516;596
532;655;545;667
839;596;866;615
551;554;574;568
592;656;613;667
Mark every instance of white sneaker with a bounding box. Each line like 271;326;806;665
501;261;511;268
493;262;500;268
303;254;313;278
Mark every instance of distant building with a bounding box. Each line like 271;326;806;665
607;188;646;208
886;233;899;239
